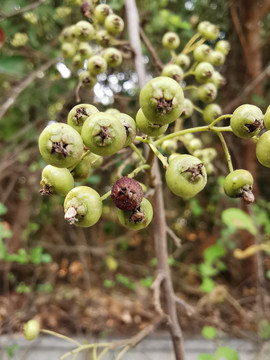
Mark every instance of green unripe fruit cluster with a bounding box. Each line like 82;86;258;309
162;32;180;50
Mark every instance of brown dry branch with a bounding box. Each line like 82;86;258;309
151;273;165;315
139;27;164;73
0;58;58;120
0;0;45;22
125;1;186;359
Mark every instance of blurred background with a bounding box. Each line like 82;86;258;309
0;0;270;353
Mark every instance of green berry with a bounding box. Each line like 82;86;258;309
162;32;180;50
78;42;93;58
224;169;254;203
165;154;207;198
71;153;92;182
79;71;97;89
230;104;263;139
193;44;211;63
71;54;84;69
74;21;95;41
139;76;184;125
194;62;215;84
256;130;270;168
197;83;217;103
161;139;178;153
94;4;112;23
114;113;137;146
103;47;122;68
60;26;76;42
264;105;270;130
174;53;190;70
81;112;126;156
215;40;230;55
189;138;203;151
61;42;76;58
203;103;222;124
39;123;84;168
117;198;153;230
24;320;40;341
67;104;99;134
210;50;225;66
105;108;120;115
40;165;74;196
181;98;194;119
87;55;107;75
136;108;168;137
95;30;112;47
64;186;102;227
105;14;124;35
161;64;184;83
208;71;225;88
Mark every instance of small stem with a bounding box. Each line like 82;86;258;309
68;150;91;172
92;346;97;360
181;32;201;54
170;50;177;60
101;190;111;201
41;330;81;346
183;85;198;91
135;135;148;143
129;143;146;163
187;38;206;53
193;105;203;114
217;132;234;172
208;114;232;128
97;347;110;360
183;70;195;78
115;346;130;360
147;138;168;168
155;125;233;146
59;343;111;360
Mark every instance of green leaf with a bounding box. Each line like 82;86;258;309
104;279;115;288
222;208;256;235
215;346;239;360
116;273;135;291
189;198;202;217
5;343;19;358
140;276;153;288
0;55;28;76
259;320;270;339
199;263;219;277
200;277;215;293
266;270;270;279
203;244;226;264
202;326;217;340
0;203;7;215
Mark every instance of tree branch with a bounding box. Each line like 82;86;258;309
0;58;58;120
151;272;165;315
0;0;45;22
139;27;163;73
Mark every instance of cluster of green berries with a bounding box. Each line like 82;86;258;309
38;103;153;230
60;2;124;88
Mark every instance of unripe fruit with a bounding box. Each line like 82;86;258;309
95;30;112;47
114;113;136;146
81;112;126;156
210;50;225;66
105;108;120;115
161;64;184;83
74;21;95;41
117;197;153;230
139;77;184;125
94;4;113;23
189;138;203;151
61;42;76;58
203;103;222;124
67;104;99;134
181;98;194;119
165;154;207;198
174;53;190;70
40;165;74;196
230;104;263;139
79;71;97;89
197;83;217;103
223;169;254;203
203;23;219;40
162;32;180;50
103;47;122;68
193;44;211;63
24;320;40;341
136;108;168;137
264;105;270;130
78;42;93;58
215;40;230;55
64;186;102;227
71;153;92;182
39;123;84;168
208;71;225;88
71;54;84;69
197;21;211;36
111;177;143;210
194;62;215;84
105;14;124;35
87;55;107;75
256;131;270;168
88;152;103;169
60;26;76;42
161;140;178;153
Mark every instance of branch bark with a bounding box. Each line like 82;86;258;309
0;58;58;120
125;1;186;359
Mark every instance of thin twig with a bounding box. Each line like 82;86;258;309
174;295;195;317
151;273;165;315
166;226;181;247
0;58;58;120
139;27;163;72
0;0;45;22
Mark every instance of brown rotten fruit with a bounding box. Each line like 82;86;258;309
111;177;143;210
